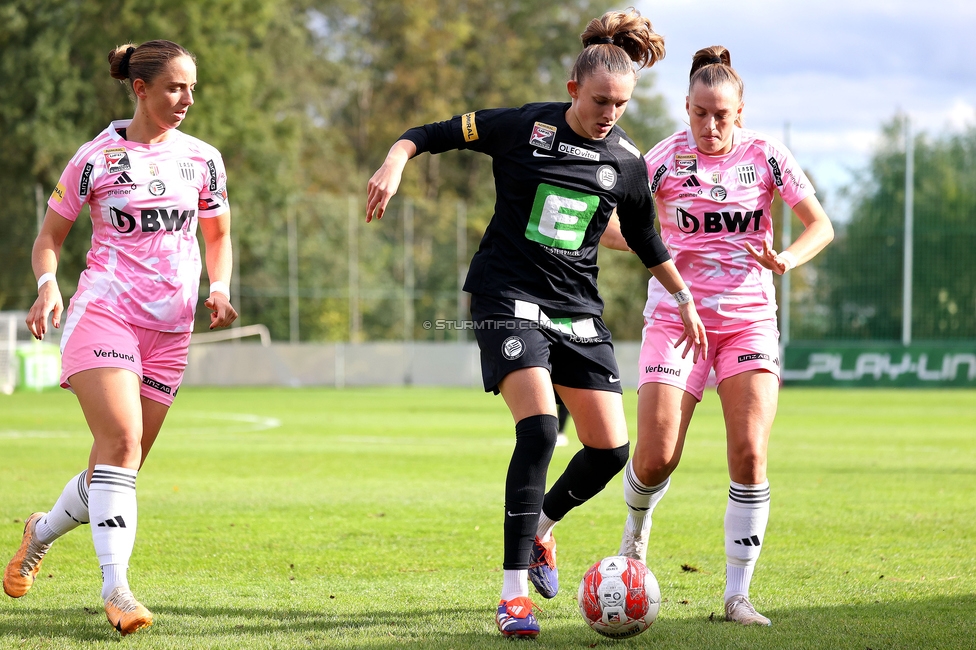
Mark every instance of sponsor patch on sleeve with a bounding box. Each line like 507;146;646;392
462;112;479;142
52;182;65;203
529;122;557;150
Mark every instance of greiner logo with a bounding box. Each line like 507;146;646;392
645;364;680;377
93;349;135;363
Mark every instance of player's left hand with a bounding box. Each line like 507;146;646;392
745;240;792;275
206;293;238;330
674;301;708;362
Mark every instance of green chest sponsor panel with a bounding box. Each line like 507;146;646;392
783;342;976;387
524;183;599;251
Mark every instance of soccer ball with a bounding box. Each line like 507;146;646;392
577;555;660;639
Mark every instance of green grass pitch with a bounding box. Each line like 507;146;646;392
1;386;974;648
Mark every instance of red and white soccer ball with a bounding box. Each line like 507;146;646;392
577;555;660;639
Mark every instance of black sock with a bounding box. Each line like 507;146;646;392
542;443;630;521
503;414;558;570
556;403;571;433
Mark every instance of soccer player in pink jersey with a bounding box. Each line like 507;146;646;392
3;40;237;636
610;46;834;626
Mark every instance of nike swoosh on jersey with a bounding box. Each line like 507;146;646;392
532;150;556;158
609;376;621;383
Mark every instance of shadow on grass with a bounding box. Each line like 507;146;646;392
2;596;976;648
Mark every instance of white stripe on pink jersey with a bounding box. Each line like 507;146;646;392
49;120;229;333
643;127;814;330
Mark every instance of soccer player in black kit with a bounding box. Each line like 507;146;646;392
366;9;706;638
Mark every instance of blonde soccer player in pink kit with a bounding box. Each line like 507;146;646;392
607;46;834;626
3;40;237;636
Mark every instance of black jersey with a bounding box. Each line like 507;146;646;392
401;102;669;317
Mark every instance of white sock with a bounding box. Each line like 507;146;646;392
35;470;90;544
88;465;138;600
724;480;770;602
536;512;558;542
501;569;529;601
622;461;670;535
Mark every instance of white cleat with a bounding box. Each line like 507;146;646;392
618;526;648;564
725;595;771;626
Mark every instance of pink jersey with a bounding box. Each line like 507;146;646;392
643;126;814;330
49;120;229;332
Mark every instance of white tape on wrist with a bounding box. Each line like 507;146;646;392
209;281;230;300
37;273;57;290
777;250;798;272
672;289;693;306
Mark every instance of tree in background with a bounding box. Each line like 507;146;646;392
818;116;976;340
0;0;677;341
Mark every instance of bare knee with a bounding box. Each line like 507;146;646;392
631;447;678;486
96;432;143;468
729;447;766;484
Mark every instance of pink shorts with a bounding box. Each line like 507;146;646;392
638;317;780;401
59;302;191;406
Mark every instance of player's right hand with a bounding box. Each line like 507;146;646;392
26;282;63;341
366;160;403;223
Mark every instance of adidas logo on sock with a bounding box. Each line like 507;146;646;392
681;176;701;187
97;516;127;528
733;535;761;547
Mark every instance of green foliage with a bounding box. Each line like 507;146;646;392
1;386;975;648
0;0;676;341
816;117;976;340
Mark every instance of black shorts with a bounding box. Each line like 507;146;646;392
469;294;623;395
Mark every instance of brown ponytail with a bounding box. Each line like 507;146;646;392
108;40;195;86
571;8;665;84
689;45;744;125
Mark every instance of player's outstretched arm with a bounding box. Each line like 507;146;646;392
746;194;834;274
366;139;418;222
26;208;73;340
647;259;708;362
200;211;238;330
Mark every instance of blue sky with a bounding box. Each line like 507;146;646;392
634;0;975;219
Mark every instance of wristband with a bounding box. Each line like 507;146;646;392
672;289;693;306
37;272;57;290
777;250;798;272
209;281;230;300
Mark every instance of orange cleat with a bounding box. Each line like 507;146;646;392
3;512;50;598
104;587;154;636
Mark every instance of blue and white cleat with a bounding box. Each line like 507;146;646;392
496;597;540;638
528;535;558;599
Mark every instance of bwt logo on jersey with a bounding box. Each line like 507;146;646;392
676;207;763;234
109;206;195;234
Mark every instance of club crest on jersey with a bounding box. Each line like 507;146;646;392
529;122;557;150
148;163;160;176
501;336;525;360
179;160;196;181
712;171;722;184
674;153;698;176
736;163;757;186
596;165;617;190
148;180;166;197
103;147;131;174
710;185;728;201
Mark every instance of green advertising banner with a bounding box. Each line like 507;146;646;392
783;342;976;387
